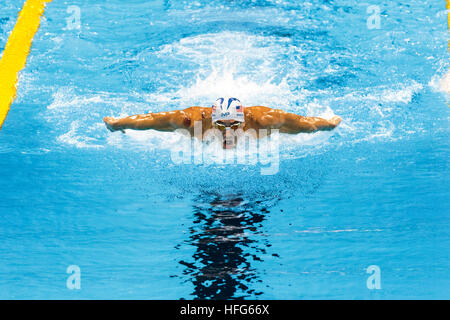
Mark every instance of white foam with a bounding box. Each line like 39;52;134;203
45;87;154;149
334;81;423;104
57;121;104;149
435;70;450;95
149;31;298;108
381;82;423;103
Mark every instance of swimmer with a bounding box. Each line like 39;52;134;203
103;97;341;149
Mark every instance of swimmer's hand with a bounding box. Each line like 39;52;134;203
103;117;125;133
330;116;342;127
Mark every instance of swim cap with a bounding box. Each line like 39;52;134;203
211;97;245;124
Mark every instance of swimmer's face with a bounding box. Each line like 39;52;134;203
215;120;242;149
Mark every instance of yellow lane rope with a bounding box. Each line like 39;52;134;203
444;0;450;95
447;0;450;47
0;0;53;129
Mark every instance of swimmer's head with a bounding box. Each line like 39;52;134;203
211;97;245;124
211;97;244;149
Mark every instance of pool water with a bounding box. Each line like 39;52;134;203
0;0;449;299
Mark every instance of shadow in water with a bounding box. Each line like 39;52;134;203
178;193;278;299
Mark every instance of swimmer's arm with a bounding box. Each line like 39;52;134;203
103;110;189;132
260;109;341;134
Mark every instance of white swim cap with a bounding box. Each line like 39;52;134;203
211;97;245;124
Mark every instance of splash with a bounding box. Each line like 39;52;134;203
147;31;299;108
46;31;339;159
437;70;450;94
44;30;428;156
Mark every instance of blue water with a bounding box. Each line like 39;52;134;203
0;0;449;299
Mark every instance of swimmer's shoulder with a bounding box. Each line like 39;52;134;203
245;106;274;119
246;106;274;113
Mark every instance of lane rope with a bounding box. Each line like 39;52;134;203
0;0;53;129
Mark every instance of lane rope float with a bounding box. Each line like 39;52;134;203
0;0;53;129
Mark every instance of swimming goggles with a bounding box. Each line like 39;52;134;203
215;121;242;131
